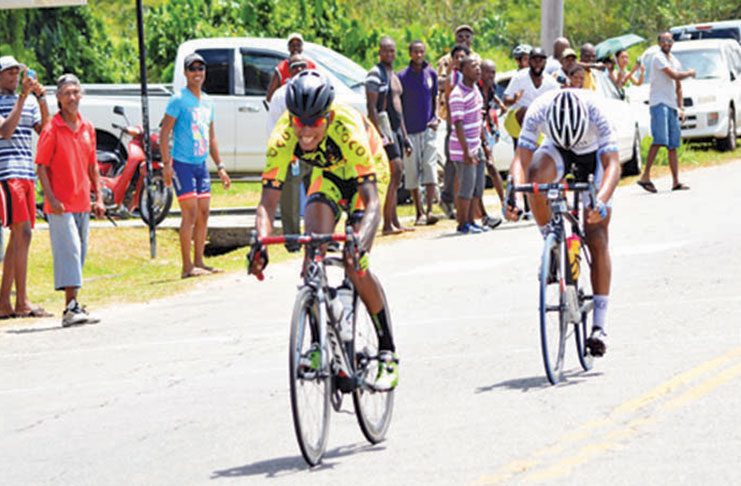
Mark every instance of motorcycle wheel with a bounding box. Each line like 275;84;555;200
139;172;173;227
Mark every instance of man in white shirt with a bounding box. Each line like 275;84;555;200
267;55;310;250
502;47;559;146
637;32;695;193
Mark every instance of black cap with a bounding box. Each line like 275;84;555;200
530;47;547;59
184;53;206;69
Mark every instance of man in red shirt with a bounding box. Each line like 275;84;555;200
36;74;105;327
265;33;317;102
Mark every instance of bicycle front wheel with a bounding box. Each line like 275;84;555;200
574;246;594;372
289;287;330;466
352;290;394;444
540;233;567;385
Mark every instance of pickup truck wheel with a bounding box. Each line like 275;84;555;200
717;108;737;152
621;127;643;176
139;172;173;227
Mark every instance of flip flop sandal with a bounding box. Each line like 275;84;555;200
672;183;690;191
17;308;53;318
637;180;657;193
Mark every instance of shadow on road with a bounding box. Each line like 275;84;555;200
5;325;65;334
210;442;385;479
476;369;603;393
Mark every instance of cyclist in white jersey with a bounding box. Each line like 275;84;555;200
505;89;621;356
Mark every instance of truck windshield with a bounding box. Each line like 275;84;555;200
674;49;726;79
303;45;367;94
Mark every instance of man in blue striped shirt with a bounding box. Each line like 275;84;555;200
0;56;50;319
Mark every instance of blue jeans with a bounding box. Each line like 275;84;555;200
650;103;681;149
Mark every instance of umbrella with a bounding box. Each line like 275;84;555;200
595;34;645;60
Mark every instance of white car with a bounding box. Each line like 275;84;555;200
628;39;741;151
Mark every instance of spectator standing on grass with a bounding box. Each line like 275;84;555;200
554;48;577;86
449;56;487;234
637;32;695;193
267;55;310;251
0;56;50;320
579;43;600;91
35;74;104;327
265;33;316;102
160;53;231;279
398;40;440;226
476;59;505;229
437;24;478;220
366;36;414;235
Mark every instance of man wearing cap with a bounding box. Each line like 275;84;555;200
267;54;311;250
265;33;317;102
160;53;231;279
554;47;577;86
503;47;559;146
0;56;50;319
36;74;105;326
436;24;478;220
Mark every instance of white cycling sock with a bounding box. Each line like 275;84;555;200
538;225;548;239
593;295;609;333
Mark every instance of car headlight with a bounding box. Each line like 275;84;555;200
707;112;719;126
697;95;717;105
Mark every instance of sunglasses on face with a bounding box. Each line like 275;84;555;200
292;115;328;129
187;65;206;72
659;38;673;44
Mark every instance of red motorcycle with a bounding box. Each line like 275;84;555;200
95;106;173;226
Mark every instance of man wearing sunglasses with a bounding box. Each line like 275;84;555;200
250;70;399;390
161;53;231;279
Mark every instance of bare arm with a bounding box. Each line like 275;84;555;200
505;145;534;220
265;72;281;103
661;66;695;81
37;164;64;214
366;88;381;132
0;75;33;139
88;154;105;218
587;150;620;224
159;114;176;187
454;119;473;165
209;122;230;189
355;182;381;252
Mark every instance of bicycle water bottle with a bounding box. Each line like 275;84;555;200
566;235;581;284
337;285;354;342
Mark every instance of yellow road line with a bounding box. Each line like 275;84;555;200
473;345;741;486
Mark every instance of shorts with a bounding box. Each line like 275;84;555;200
454;148;486;200
650;103;681;149
532;140;613;207
0;178;36;228
403;128;438;190
172;160;211;202
305;169;376;224
48;212;89;290
384;130;404;161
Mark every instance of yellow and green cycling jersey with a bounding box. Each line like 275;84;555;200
262;103;388;221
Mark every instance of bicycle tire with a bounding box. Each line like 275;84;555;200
574;247;594;372
289;287;330;466
540;232;567;385
352;287;394;444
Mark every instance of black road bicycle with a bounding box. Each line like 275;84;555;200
248;227;394;466
506;175;598;385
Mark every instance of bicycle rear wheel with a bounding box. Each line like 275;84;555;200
289;287;330;466
540;233;567;385
352;290;394;444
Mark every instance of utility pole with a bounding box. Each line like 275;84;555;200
540;0;564;55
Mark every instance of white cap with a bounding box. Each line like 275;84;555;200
287;32;304;44
0;55;26;73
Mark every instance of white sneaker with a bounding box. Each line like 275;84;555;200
61;299;100;327
374;351;399;391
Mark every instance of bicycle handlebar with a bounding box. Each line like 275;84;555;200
504;174;598;219
247;226;365;281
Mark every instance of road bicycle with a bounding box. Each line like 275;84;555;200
247;227;394;466
506;175;597;384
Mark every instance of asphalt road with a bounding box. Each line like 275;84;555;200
2;161;741;485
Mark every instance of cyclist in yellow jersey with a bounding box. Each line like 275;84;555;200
250;70;398;390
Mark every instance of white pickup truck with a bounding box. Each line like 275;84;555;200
60;38;369;176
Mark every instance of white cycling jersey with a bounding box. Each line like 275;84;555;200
518;89;618;156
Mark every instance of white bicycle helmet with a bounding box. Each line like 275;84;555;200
512;44;532;59
546;91;589;150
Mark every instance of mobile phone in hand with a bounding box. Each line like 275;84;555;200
27;69;37;80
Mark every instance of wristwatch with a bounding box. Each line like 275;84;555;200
216;163;225;171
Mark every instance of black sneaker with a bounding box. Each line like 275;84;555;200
586;328;607;357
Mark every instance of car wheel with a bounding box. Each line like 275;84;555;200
622;127;642;176
717;108;737;152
